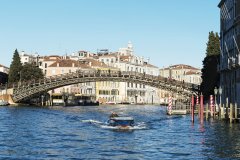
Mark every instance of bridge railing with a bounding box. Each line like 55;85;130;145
10;69;199;93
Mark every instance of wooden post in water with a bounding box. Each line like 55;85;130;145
200;94;204;124
235;103;238;122
191;95;194;123
219;103;221;120
206;103;209;120
230;103;233;123
221;104;225;119
225;98;229;120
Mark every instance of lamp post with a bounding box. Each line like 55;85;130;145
41;95;44;106
18;71;22;86
219;86;222;107
78;56;80;73
151;89;154;105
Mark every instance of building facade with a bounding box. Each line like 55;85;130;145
159;64;202;104
159;64;202;85
218;0;240;105
97;42;160;104
0;64;9;74
20;42;184;104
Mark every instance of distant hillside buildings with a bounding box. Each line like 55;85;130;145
218;0;240;105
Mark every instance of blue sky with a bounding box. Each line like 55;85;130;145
0;0;220;68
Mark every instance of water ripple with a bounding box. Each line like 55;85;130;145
0;105;239;159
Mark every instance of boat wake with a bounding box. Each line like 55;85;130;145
81;119;147;130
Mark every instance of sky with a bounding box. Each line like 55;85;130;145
0;0;220;69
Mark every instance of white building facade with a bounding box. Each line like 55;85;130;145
97;42;160;104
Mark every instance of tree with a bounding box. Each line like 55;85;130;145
8;49;22;83
21;63;44;81
200;32;220;100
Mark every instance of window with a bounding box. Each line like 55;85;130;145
52;69;56;75
45;63;47;68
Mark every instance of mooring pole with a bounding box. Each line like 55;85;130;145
191;95;194;123
210;95;213;118
168;95;172;115
200;94;204;124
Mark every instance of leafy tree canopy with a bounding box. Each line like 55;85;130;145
21;63;44;81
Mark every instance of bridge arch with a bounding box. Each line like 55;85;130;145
12;70;199;102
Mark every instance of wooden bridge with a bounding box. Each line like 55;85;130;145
7;70;199;103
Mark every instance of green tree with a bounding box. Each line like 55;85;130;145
8;49;22;83
21;63;44;81
200;32;220;100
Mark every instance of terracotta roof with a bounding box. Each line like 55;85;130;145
144;63;158;68
48;59;90;68
42;56;62;61
162;64;199;70
120;55;132;61
185;70;201;75
98;53;118;58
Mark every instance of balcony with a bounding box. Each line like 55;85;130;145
234;15;240;24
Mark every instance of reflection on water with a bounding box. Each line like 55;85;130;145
0;105;239;159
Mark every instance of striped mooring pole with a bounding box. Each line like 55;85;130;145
196;96;199;105
210;95;214;117
168;95;172;115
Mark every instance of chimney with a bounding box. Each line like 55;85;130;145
89;62;92;66
118;53;120;63
72;63;75;67
57;63;59;67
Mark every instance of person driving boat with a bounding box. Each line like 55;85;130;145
110;112;118;118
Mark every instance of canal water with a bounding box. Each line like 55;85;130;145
0;105;240;160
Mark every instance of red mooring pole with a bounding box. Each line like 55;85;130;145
191;95;194;123
210;95;213;117
200;94;204;124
